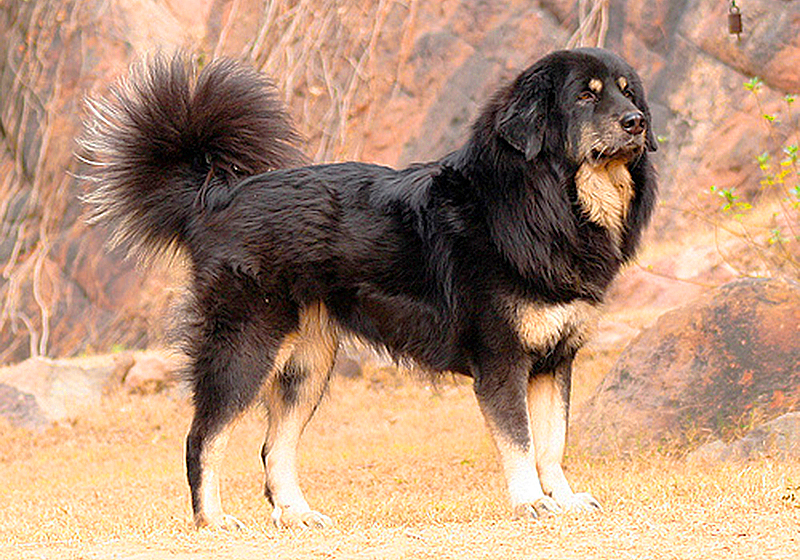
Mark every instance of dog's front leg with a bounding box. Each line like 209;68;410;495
528;360;601;514
473;361;561;519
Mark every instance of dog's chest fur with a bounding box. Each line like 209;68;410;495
575;160;633;242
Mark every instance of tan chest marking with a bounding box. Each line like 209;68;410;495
575;160;634;242
510;300;599;351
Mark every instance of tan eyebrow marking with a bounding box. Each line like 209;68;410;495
588;78;603;93
617;76;628;91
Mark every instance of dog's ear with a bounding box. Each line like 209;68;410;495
495;69;552;161
496;100;546;160
645;120;658;152
635;85;658;152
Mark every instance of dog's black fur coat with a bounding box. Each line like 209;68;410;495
82;49;657;525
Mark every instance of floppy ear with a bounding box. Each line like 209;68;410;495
495;99;547;161
638;93;658;152
645;121;658;152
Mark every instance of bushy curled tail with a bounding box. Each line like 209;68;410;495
80;54;306;260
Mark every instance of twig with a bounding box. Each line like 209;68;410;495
213;0;242;60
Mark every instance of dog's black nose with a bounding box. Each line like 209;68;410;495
620;111;645;135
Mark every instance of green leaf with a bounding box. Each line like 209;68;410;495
744;77;763;92
768;228;787;245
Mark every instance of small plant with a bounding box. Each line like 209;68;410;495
707;77;800;278
781;479;800;508
709;185;752;217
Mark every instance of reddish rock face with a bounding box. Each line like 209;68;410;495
575;278;800;454
1;0;799;363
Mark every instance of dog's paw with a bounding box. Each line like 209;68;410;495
194;512;245;531
272;506;332;529
513;496;563;519
555;492;603;514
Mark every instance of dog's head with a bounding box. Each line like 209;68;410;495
495;48;657;165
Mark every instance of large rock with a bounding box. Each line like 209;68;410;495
0;354;133;427
575;278;800;453
0;350;183;428
122;350;183;394
0;383;48;431
688;412;800;462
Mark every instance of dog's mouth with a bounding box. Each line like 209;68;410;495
588;136;644;164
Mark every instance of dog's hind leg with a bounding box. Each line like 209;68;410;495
186;414;241;530
261;302;338;528
528;359;602;514
185;292;293;530
186;342;270;530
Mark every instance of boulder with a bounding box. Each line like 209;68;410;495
575;277;800;454
688;412;800;462
0;353;134;427
0;350;185;427
122;350;182;394
0;383;48;431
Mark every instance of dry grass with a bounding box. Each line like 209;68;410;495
1;374;798;559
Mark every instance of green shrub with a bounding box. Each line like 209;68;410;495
708;77;799;278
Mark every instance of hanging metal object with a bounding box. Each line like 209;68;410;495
728;1;743;37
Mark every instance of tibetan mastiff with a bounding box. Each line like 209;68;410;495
81;48;657;528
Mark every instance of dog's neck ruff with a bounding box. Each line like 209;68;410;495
574;160;634;243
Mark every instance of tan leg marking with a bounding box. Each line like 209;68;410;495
263;302;338;529
528;374;601;514
528;374;569;500
509;299;598;352
478;403;561;519
194;424;243;529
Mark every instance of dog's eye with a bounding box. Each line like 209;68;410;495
578;91;597;103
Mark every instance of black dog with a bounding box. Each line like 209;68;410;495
82;48;657;528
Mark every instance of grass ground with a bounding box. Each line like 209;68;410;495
1;369;798;559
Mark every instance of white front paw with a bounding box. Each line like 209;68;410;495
513;496;563;519
272;505;332;529
194;512;245;530
554;491;602;514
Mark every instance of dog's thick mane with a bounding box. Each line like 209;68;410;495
442;75;656;303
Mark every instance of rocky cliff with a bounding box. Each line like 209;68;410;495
1;0;798;362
